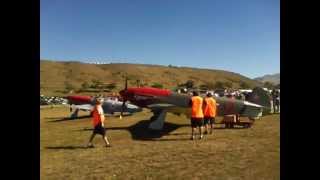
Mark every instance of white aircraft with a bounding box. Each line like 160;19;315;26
66;95;142;119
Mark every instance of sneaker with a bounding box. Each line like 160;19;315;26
87;144;94;148
199;135;203;139
106;144;112;148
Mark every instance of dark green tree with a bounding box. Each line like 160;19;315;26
185;80;194;89
106;83;117;90
65;82;75;92
151;82;163;89
263;81;275;89
239;81;250;89
91;79;102;88
224;81;233;88
199;84;208;90
214;81;224;89
206;82;215;89
81;82;90;89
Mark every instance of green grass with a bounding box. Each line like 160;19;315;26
40;107;279;180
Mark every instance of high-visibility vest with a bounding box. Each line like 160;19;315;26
191;96;204;118
92;105;104;126
203;97;217;117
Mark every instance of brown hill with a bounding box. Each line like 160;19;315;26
40;60;262;96
254;73;280;85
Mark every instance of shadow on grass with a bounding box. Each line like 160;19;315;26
76;119;250;141
46;146;88;150
47;116;91;122
108;113;133;117
46;114;132;123
46;117;67;120
143;138;192;141
213;126;249;130
162;132;190;136
78;120;190;141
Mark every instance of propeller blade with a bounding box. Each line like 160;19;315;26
125;77;128;90
119;76;128;119
120;100;126;117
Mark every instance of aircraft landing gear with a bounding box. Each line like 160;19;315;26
149;109;167;130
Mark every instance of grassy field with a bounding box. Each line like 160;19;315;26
40;106;279;180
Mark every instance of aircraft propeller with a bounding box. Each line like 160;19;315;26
120;77;128;119
65;97;73;112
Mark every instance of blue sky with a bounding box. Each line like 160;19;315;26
41;0;279;78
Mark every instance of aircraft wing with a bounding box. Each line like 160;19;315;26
147;103;175;109
145;98;267;120
243;101;264;108
146;103;191;117
72;104;93;111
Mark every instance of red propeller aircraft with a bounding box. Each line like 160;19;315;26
119;79;271;130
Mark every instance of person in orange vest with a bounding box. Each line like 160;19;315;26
87;97;111;148
203;92;217;134
189;91;204;140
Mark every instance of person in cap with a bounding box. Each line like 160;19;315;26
203;92;217;134
189;91;204;140
87;96;111;148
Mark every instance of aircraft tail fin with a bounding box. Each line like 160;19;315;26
248;87;271;115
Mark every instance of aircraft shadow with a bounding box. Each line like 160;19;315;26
109;114;133;117
76;120;250;141
47;116;91;122
213;126;249;130
46;117;67;120
46;114;132;123
45;145;88;150
127;120;189;140
142;138;192;142
162;132;190;136
78;120;190;141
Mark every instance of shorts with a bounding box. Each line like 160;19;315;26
204;117;215;125
191;118;204;128
93;123;106;136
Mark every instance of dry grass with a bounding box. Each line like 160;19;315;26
40;106;279;180
40;60;262;96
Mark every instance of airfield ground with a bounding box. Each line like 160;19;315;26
40;107;279;180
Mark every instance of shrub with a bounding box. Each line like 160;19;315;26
151;82;163;89
239;81;250;89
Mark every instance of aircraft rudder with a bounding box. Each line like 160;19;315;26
248;87;272;115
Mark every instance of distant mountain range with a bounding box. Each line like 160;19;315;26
254;73;280;85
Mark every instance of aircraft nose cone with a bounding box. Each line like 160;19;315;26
119;90;125;96
136;107;143;112
127;104;142;112
67;95;92;104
